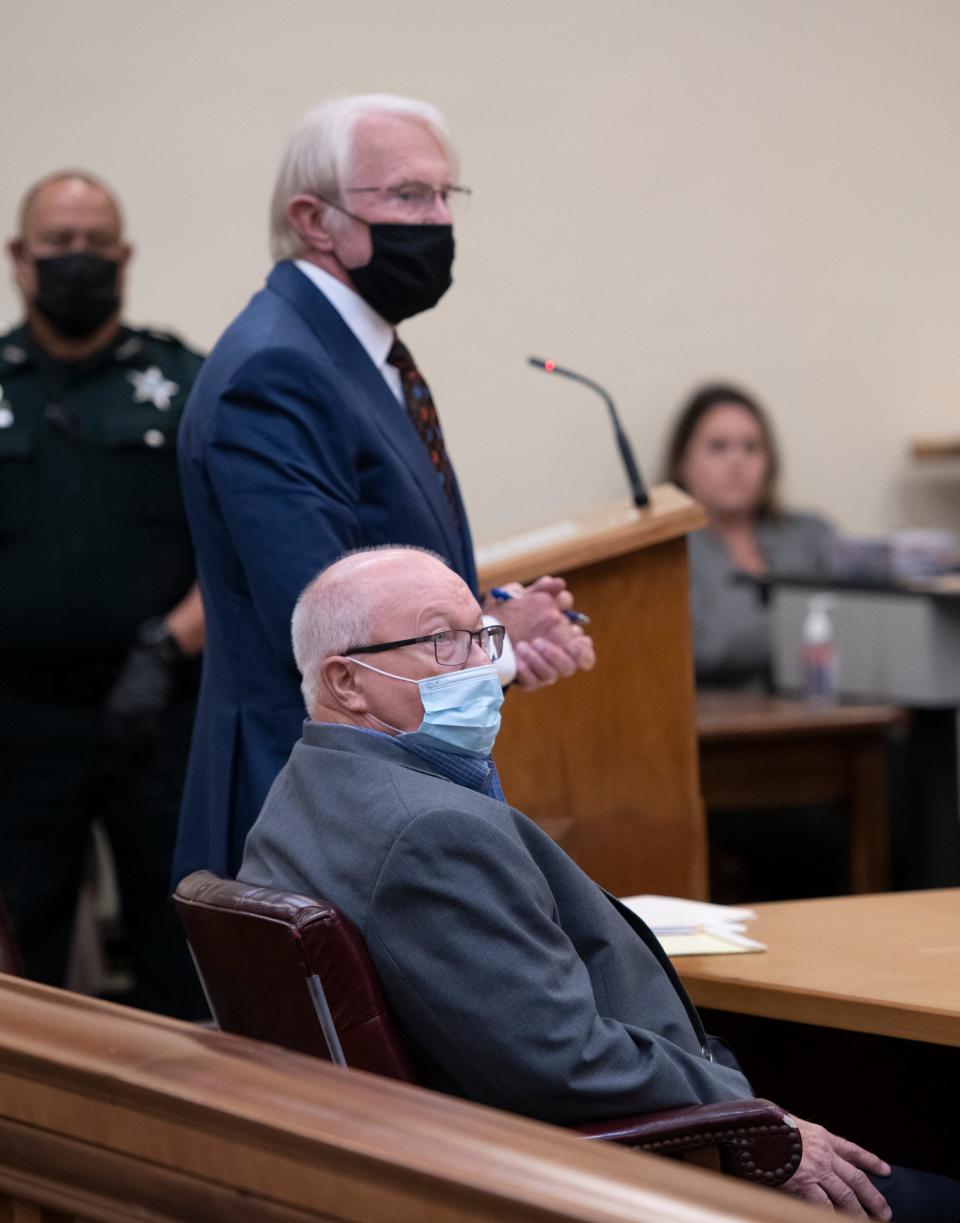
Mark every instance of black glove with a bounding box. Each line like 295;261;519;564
104;617;183;752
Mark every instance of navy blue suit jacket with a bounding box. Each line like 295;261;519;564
174;262;477;879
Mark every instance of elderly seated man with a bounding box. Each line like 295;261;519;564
239;546;960;1221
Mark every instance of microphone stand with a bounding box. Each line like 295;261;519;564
528;357;650;508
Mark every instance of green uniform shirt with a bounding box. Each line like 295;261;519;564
0;323;203;703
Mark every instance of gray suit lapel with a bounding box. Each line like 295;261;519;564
601;889;710;1047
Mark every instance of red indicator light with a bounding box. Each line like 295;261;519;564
544;359;556;372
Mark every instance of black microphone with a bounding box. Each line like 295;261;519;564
527;357;650;508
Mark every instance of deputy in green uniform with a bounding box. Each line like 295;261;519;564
0;170;204;1017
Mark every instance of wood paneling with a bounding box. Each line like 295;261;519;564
0;977;819;1223
697;693;904;893
482;486;709;898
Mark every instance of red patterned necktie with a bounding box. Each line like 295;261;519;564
387;336;459;518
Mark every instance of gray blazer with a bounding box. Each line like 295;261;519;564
689;512;835;690
240;723;752;1124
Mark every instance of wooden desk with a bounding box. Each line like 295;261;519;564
697;693;905;894
676;890;960;1172
677;888;960;1047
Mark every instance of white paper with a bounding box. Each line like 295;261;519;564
619;894;756;934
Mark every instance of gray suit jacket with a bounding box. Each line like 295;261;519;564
239;722;753;1124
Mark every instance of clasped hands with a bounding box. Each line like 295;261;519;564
482;575;595;690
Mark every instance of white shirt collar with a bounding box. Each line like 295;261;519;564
293;260;394;372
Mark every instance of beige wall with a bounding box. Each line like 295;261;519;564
4;0;960;545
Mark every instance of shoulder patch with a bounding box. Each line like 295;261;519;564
0;325;30;372
130;324;204;363
0;342;28;367
114;335;144;362
145;327;177;343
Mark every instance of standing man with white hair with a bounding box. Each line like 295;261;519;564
174;95;594;881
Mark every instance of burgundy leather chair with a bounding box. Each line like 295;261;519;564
174;870;800;1185
0;894;23;977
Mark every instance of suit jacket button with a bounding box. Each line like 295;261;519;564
701;1043;715;1061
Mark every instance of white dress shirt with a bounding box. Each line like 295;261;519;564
294;260;403;405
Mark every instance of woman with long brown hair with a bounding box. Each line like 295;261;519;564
666;383;834;690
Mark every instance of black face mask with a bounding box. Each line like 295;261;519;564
33;253;121;338
348;224;454;324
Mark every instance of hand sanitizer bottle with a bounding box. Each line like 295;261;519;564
801;595;837;703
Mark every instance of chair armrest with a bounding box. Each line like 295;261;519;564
575;1098;801;1186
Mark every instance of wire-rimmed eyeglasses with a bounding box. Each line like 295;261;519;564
344;182;472;217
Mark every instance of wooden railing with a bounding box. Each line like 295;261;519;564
0;975;815;1223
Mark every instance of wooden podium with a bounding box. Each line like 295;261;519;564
478;484;708;899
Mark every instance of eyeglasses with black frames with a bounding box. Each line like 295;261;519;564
346;625;504;667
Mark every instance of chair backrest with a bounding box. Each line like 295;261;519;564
173;870;416;1082
0;894;23;977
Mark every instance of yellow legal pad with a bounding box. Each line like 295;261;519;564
659;929;766;957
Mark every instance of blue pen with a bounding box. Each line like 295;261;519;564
489;587;591;626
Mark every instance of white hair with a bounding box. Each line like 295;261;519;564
269;94;459;261
292;566;373;716
291;545;447;715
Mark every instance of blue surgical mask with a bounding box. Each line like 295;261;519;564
348;659;503;756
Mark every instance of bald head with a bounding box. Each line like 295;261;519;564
291;547;482;721
310;547;462;624
17;171;123;239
